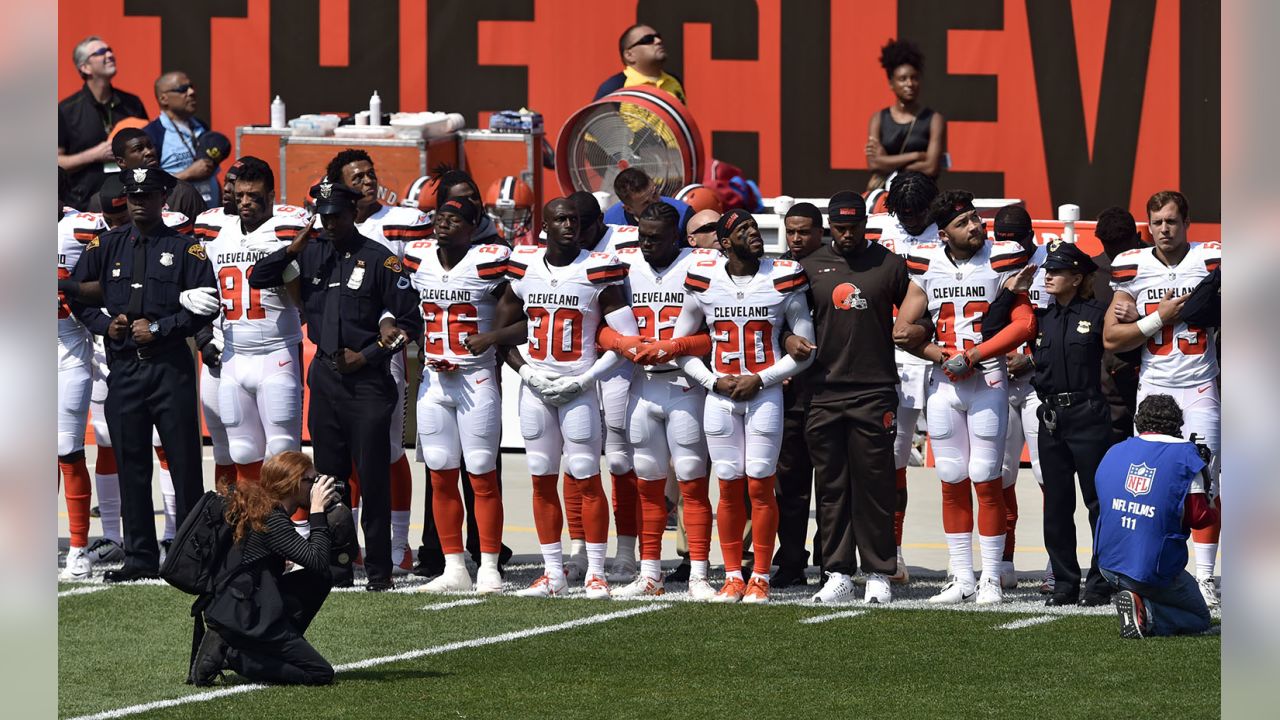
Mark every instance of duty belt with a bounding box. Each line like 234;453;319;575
1040;391;1098;407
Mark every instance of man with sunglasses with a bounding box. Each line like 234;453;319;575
593;24;685;103
58;36;148;210
143;71;220;207
686;209;721;249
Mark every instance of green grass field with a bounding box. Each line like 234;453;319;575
58;568;1221;720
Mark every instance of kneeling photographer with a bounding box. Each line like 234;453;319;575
192;452;340;686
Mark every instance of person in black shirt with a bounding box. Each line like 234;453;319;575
58;36;148;209
88;128;207;223
68;167;218;582
192;451;339;686
990;242;1114;606
249;180;423;591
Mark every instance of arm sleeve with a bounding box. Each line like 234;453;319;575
155;247;219;339
671;295;716;389
1179;268;1220;328
69;246;111;333
264;511;331;572
983;288;1017;338
248;245;295;289
971;293;1035;361
758;292;816;387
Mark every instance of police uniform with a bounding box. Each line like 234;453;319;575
248;181;423;590
70;167;219;580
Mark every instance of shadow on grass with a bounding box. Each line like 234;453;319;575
338;668;449;682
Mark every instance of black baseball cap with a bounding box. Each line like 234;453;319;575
827;191;866;224
121;167;177;195
309;179;362;215
1041;242;1098;274
437;197;480;225
993;205;1033;243
196;131;232;166
98;174;127;211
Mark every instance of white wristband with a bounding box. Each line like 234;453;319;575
1136;312;1164;338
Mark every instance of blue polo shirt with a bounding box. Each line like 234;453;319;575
603;195;692;230
153;114;219;207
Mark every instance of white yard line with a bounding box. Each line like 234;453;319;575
799;609;867;624
67;603;671;720
996;615;1062;630
58;586;110;599
420;598;486;611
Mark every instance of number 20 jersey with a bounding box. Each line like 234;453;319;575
402;240;510;368
906;240;1031;359
682;257;807;376
507;246;628;376
1110;242;1220;387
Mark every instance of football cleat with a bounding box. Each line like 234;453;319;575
688;576;717;601
1114;590;1149;639
889;555;910;585
393;546;416;576
928;576;977;604
742;576;770;604
812;572;857;604
613;575;665;598
1197;576;1220;608
421;564;472;593
85;537;124;564
584;574;611;600
474;565;503;595
976;574;1004;605
515;573;567;598
61;546;92;581
1000;560;1018;590
863;573;891;605
710;577;746;604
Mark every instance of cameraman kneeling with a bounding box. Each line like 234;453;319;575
193;451;339;685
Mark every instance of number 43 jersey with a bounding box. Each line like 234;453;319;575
507;246;628;376
205;214;308;353
402;240;510;368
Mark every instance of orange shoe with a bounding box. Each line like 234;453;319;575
742;576;770;604
710;576;746;604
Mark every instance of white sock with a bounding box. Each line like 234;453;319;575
480;551;500;570
1193;542;1218;579
159;463;176;541
586;541;607;577
691;560;709;579
724;569;743;582
95;468;122;544
978;533;1005;580
569;538;586;563
751;570;770;582
540;542;564;579
613;535;637;562
640;559;662;580
391;510;410;553
945;532;975;585
444;552;467;571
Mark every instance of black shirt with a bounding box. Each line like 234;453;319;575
1029;295;1107;397
799;240;911;400
71;222;218;356
240;509;331;573
58;84;148;210
250;230;423;365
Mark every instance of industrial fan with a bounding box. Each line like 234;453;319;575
555;86;704;205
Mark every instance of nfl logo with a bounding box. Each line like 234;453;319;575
1124;463;1156;497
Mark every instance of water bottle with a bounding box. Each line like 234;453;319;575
270;95;286;129
369;91;382;126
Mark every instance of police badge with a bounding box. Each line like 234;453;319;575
159;252;174;267
1077;319;1092;334
133;168;148;183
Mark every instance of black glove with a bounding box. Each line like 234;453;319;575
194;324;221;369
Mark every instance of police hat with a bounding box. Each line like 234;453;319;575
436;197;480;225
121;167;177;195
309;179;362;215
1041;242;1098;274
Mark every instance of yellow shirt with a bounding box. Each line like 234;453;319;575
622;66;686;104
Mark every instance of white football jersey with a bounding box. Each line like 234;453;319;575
508;246;627;375
870;213;941;366
618;246;720;369
57;208;105;348
403;240;510;368
204;215;308;353
195;204;308;243
682;257;808;376
591;224;640;254
1110;242;1220;386
907;240;1031;365
356;204;432;259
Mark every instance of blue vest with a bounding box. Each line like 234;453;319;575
1094;436;1204;586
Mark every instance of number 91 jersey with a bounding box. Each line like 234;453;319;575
682;257;807;375
507;246;628;376
204;214;308;353
402;240;510;368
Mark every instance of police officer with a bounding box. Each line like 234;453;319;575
249;180;423;591
992;242;1113;606
69;167;219;582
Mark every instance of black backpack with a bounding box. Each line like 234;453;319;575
161;491;235;596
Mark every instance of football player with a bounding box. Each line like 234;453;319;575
894;190;1033;604
667;210;816;604
402;199;510;593
1104;190;1221;607
494;198;639;598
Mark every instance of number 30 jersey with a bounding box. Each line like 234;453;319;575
1110;242;1220;387
681;257;808;376
907;240;1031;362
204;215;308;353
402;240;510;369
507;246;628;376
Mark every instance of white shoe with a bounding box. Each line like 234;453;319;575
889;555;910;584
811;571;857;604
976;574;1004;604
565;551;588;583
688;576;717;601
1000;560;1018;590
613;574;664;598
606;554;637;583
584;574;611;600
1197;576;1220;608
61;546;91;581
515;573;567;598
86;538;124;564
928;576;977;604
863;573;891;604
474;565;503;594
422;564;472;593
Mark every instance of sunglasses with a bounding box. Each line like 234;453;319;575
691;222;717;235
88;46;112;58
164;83;194;95
627;32;661;49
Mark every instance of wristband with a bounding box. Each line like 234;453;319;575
1136;312;1164;338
